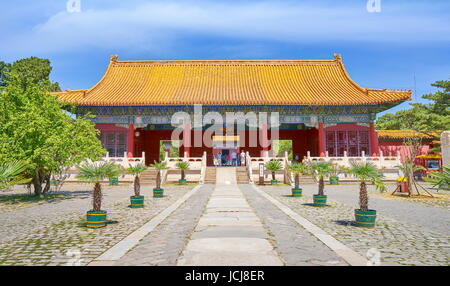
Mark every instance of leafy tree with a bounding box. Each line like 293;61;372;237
376;79;450;135
311;162;332;196
126;164;148;197
346;162;385;211
76;162;120;212
289;162;310;189
4;57;60;92
0;161;31;191
0;61;10;88
0;61;105;196
265;160;283;181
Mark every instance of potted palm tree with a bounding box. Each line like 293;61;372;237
76;162;120;228
311;162;332;207
150;161;169;198
176;161;190;185
288;162;310;197
126;164;148;208
346;162;385;228
265;161;283;184
329;163;341;185
0;161;30;191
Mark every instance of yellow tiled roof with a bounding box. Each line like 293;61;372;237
378;130;438;139
54;55;411;106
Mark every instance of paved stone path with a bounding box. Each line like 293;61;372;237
300;185;449;235
239;184;348;266
177;167;284;266
262;185;450;266
112;185;214;266
0;185;192;266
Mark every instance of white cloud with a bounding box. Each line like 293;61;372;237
2;0;450;56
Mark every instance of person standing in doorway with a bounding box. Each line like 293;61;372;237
217;152;222;166
231;151;237;166
240;151;246;166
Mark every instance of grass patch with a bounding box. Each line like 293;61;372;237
0;193;68;205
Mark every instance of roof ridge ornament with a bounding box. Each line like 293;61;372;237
110;54;119;62
333;53;342;61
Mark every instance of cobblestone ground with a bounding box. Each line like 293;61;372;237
239;184;347;266
0;184;193;266
262;185;450;266
114;185;214;266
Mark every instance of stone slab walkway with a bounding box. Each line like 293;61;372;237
177;167;284;266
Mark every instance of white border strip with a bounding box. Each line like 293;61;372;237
89;185;203;265
250;185;368;266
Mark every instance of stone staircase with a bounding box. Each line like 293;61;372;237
297;174;316;185
236;167;249;184
140;168;158;185
203;167;217;184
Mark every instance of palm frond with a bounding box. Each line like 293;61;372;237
175;161;190;170
0;161;31;190
150;161;170;171
265;160;283;172
126;164;148;175
76;161;120;183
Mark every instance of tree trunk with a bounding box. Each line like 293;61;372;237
295;173;299;189
32;169;44;196
42;174;51;195
272;172;275;181
156;171;161;189
359;181;368;211
318;176;324;196
92;182;102;212
134;175;140;197
181;170;185;180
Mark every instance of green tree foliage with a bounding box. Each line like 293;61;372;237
150;161;169;189
424;165;450;191
376;79;450;134
2;57;60;92
0;58;105;196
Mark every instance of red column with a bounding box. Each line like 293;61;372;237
127;123;135;158
261;123;269;156
369;121;379;156
183;123;191;157
318;122;325;157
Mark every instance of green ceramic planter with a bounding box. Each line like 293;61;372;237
109;176;119;185
313;195;327;207
330;176;339;185
153;188;164;198
178;179;187;185
355;209;377;228
130;196;144;208
271;180;278;185
292;188;302;197
86;210;107;228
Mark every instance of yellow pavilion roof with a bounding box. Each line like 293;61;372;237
378;130;438;140
54;54;411;106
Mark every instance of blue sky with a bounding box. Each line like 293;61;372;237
0;0;449;116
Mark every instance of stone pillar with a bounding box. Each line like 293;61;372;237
442;131;450;167
369;121;379;156
183;123;191;158
318;122;325;157
127;123;135;158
